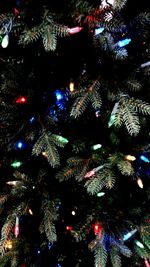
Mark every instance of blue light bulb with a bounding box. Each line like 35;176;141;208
29;117;35;123
37;250;41;254
55;90;63;101
95;27;104;35
118;38;131;47
16;141;23;149
140;155;150;163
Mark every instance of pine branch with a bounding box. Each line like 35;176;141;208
110;246;122;267
19;26;41;46
127;98;150;115
94;244;108;267
32;132;68;168
126;80;142;91
70;80;101;118
115;104;140;136
42;28;57;51
41;200;58;243
85;167;116;194
140;220;150;249
117;160;134;176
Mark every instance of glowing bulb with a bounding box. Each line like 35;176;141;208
16;141;23;149
29;209;33;215
125;155;136;161
68;27;82;34
69;82;74;92
42;151;48;157
66;226;73;231
97;192;105;197
84;170;95;178
140;155;150;163
16;96;27;104
11;161;22;168
58;136;69;144
6;181;17;186
145;259;150;267
92;144;102;150
95;28;104;35
117;38;131;47
135;240;144;248
108;114;115;127
1;34;9;48
123;229;137;241
71;210;76;216
14;217;19;237
55;90;63;101
137;178;143;189
5;240;12;249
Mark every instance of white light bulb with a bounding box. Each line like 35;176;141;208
1;34;9;48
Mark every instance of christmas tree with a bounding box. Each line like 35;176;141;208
0;0;150;266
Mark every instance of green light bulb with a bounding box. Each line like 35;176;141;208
97;192;105;197
11;161;22;168
92;144;102;150
58;136;68;144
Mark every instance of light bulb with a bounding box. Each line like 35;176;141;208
137;178;143;189
1;34;9;48
125;155;136;161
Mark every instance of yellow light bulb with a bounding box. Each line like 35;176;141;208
125;155;136;161
42;151;47;157
6;181;17;186
69;82;74;92
137;178;143;189
29;208;33;215
5;240;12;249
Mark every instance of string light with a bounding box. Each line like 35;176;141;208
135;240;144;248
16;141;24;149
5;240;13;249
137;178;143;189
117;38;131;47
97;192;105;197
145;259;150;267
68;27;82;34
125;155;136;161
108;102;119;127
57;136;69;144
92;144;102;150
11;161;22;168
16;96;27;104
69;82;74;92
140;61;150;68
123;229;137;241
29;117;35;123
42;151;48;158
29;209;33;215
1;34;9;48
93;222;103;236
6;181;17;186
55;90;63;101
95;28;104;35
14;216;19;237
140;155;150;163
66;226;73;231
71;210;76;216
84;165;104;178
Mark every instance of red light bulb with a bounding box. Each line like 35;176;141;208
68;27;83;34
16;96;27;104
93;222;103;236
66;226;73;231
